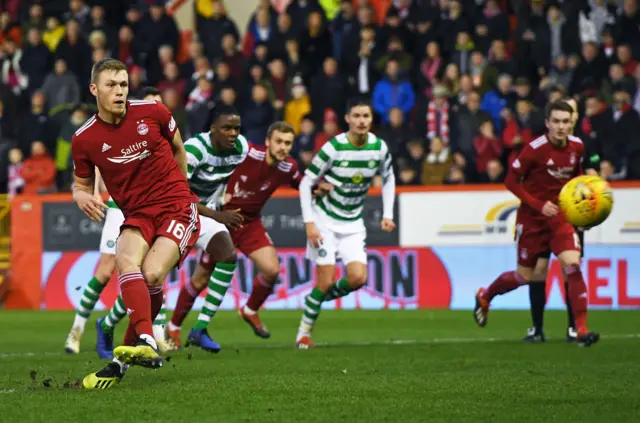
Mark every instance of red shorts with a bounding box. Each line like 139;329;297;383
515;215;580;268
121;202;200;268
199;219;273;272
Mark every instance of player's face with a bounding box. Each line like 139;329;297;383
266;130;295;162
212;115;241;149
92;70;129;115
144;94;162;104
546;110;572;142
345;105;372;136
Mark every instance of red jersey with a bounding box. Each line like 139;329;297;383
224;144;301;222
506;134;584;219
71;99;197;215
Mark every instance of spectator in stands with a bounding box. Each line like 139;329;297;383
213;61;234;98
479;159;505;183
634;63;640;114
451;31;475;75
186;75;215;137
533;3;580;72
20;28;51;94
618;0;640;58
418;41;444;97
378;107;414;156
285;75;311;134
469;51;498;94
481;73;514;133
268;12;293;60
378;7;410;49
243;84;275;144
85;5;117;52
451;90;490;180
2;38;27;96
0;12;20;47
7;147;23;197
221;33;246;84
42;16;64;53
310;57;347;127
20;140;56;194
286;0;323;36
22;4;44;37
503;99;541;165
454;74;475;108
395;138;425;185
541;55;574;94
186;56;213;99
266;58;288;117
313;108;340;152
375;36;412;75
570;41;607;95
198;0;239;62
219;85;238;108
55;105;88;190
18;91;54;154
473;118;502;176
416;84;451;145
601;86;640;180
244;7;275;57
421;136;452;185
55;19;91;92
138;2;180;85
65;0;90;28
162;88;187;137
157;62;186;104
331;0;357;61
343;26;378;98
40;58;80;111
117;26;138;68
299;10;331;78
373;59;415;125
292;114;316;169
601;63;635;104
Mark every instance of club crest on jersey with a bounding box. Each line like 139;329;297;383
351;172;364;183
340;161;348;167
137;122;149;135
368;160;376;168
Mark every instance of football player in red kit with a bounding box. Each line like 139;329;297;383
473;100;599;347
72;59;200;389
168;121;330;341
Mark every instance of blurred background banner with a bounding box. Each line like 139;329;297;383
8;184;640;311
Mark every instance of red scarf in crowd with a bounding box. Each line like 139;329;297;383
427;100;450;145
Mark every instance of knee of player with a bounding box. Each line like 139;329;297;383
260;264;280;282
346;269;368;288
115;254;138;274
142;265;164;286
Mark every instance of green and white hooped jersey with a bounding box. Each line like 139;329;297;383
106;196;118;209
305;132;393;233
184;132;249;210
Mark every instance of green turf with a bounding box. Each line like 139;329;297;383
0;310;638;422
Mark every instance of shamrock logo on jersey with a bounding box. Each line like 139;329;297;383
368;160;376;168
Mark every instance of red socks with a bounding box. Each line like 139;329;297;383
245;274;275;312
170;279;205;328
149;285;164;322
119;271;153;346
486;271;527;302
565;265;588;334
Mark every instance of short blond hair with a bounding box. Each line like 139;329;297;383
91;58;128;84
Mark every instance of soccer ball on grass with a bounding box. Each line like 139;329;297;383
558;175;613;228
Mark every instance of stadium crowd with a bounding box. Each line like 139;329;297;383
1;0;639;195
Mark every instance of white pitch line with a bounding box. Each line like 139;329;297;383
1;333;639;359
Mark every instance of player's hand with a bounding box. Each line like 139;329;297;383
312;182;334;198
75;190;107;222
212;209;244;230
541;201;559;217
381;218;396;232
305;222;323;248
585;168;598;176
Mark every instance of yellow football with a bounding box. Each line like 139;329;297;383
558;175;614;228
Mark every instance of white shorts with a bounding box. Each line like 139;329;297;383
306;221;367;266
99;208;125;255
195;215;229;251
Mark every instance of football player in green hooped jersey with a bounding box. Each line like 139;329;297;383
295;97;396;348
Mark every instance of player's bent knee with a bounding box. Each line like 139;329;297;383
346;268;368;288
142;266;165;287
558;250;581;268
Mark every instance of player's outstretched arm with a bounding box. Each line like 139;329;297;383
170;129;188;178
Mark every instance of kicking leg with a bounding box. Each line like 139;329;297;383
240;246;280;339
65;253;115;354
474;265;532;327
188;231;237;353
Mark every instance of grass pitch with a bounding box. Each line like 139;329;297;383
0;310;639;422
